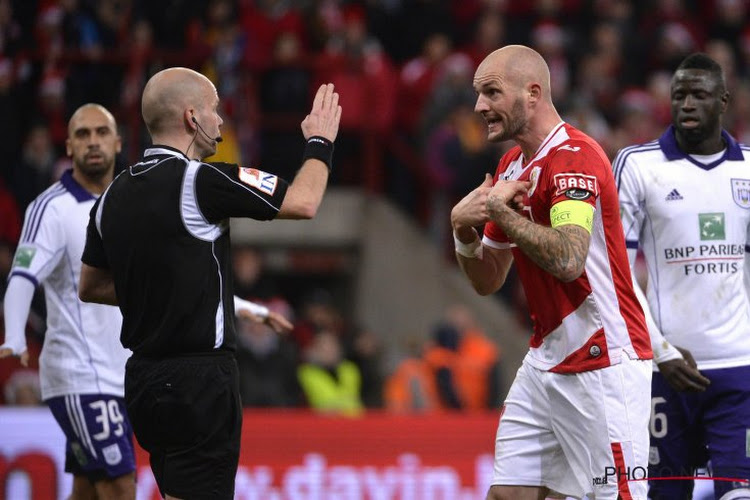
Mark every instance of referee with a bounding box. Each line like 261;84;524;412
78;67;341;499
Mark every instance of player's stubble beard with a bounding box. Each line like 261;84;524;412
492;96;527;143
76;152;114;182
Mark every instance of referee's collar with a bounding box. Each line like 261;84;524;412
144;145;191;160
60;169;95;202
659;125;744;164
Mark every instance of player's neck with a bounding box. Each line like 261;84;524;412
73;169;113;195
677;132;726;156
518;114;564;164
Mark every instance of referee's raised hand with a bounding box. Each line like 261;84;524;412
301;83;341;143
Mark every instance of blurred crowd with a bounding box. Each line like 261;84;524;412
2;0;750;411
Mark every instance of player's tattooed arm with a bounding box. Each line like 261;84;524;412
487;200;590;282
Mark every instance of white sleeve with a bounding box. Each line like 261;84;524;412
11;202;66;284
627;249;682;364
615;148;681;365
1;276;36;354
233;295;269;319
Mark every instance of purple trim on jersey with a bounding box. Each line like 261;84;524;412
60;169;96;202
659;126;744;170
626;240;639;249
9;270;39;288
21;185;65;243
746;244;750;253
46;394;136;479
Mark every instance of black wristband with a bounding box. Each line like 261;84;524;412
302;136;334;171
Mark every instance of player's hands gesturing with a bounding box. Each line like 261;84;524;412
236;308;293;335
0;344;29;367
657;346;711;392
301;83;342;143
487;179;531;218
451;174;494;233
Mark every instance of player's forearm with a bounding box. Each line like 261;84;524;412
2;277;35;352
276;160;329;219
625;249;681;364
79;264;118;306
490;205;588;282
454;229;512;295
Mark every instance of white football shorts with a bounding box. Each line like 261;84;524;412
490;353;651;499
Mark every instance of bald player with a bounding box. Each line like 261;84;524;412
78;68;341;499
1;103;136;499
450;45;653;499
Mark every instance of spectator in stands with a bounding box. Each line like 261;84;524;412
0;175;20;295
11;122;60;210
291;288;345;350
314;3;397;185
258;31;312;182
384;335;440;413
3;369;41;406
422;306;502;411
298;330;364;416
0;58;24;178
342;325;384;409
236;297;300;408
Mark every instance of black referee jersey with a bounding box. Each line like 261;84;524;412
82;145;289;358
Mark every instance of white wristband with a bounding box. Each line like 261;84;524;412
453;232;483;259
233;296;269;319
652;339;683;365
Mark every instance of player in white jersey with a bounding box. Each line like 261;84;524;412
614;53;750;499
452;45;652;500
0;104;136;499
0;104;294;500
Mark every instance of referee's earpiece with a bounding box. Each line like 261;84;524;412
190;115;223;144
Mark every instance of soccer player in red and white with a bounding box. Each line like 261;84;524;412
451;45;653;500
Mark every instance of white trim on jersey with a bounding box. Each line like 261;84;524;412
181;161;225;242
66;394;98;458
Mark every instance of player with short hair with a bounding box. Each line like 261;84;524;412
451;45;652;500
614;52;750;500
1;103;136;499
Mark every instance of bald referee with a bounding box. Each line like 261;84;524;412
79;68;341;500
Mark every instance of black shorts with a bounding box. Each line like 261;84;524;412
125;351;242;500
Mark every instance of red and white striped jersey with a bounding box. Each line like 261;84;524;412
483;122;652;373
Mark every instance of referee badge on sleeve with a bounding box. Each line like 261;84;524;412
239;167;278;196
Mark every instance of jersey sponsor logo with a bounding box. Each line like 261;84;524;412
558;145;581;153
528;166;542;197
12;246;36;269
553;173;599;197
102;443;122;466
731;178;750;208
565;188;591;200
699;213;725;241
665;188;683;201
239;167;278;196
